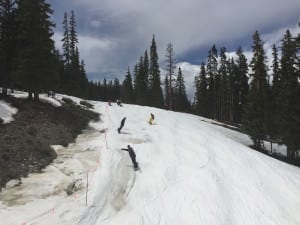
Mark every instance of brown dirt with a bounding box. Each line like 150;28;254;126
0;96;100;189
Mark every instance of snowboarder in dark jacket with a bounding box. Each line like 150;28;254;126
121;145;139;169
118;117;126;133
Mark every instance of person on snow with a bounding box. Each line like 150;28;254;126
118;117;126;133
108;99;112;106
148;113;155;125
116;99;122;107
120;145;139;170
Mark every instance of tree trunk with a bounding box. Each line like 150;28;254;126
28;91;33;100
287;145;295;160
34;92;39;101
270;140;273;154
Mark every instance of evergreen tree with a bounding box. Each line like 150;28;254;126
277;30;300;159
268;44;281;150
165;42;176;110
206;46;218;119
122;67;135;103
194;63;208;116
235;46;249;123
135;55;148;105
174;67;190;112
243;31;269;149
69;10;78;56
79;59;88;98
14;0;58;100
61;11;70;66
0;0;17;96
149;35;164;108
113;78;121;101
218;47;228;121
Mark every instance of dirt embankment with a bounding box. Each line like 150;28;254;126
0;96;99;189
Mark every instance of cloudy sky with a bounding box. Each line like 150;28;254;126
51;0;300;99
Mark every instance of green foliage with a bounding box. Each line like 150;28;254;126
242;31;269;149
13;0;58;101
173;67;191;112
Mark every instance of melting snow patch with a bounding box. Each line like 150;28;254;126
0;100;18;124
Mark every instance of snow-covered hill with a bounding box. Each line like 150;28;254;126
1;98;300;225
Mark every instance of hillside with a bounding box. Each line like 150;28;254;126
0;97;300;225
0;95;99;189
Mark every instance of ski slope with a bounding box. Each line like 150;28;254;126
80;101;300;225
1;98;300;225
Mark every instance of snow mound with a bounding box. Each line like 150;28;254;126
0;100;18;124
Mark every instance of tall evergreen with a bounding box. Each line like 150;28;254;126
14;0;58;100
0;0;17;96
194;63;208;116
61;11;70;66
277;30;300;159
135;55;148;105
235;46;249;123
218;47;228;121
268;44;281;148
243;31;269;149
174;67;190;112
206;46;218;119
165;43;176;110
149;35;164;108
122;67;135;103
69;10;78;56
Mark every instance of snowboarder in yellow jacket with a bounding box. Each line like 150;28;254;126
148;113;154;125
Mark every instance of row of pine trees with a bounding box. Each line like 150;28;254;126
1;1;299;159
0;0;108;101
124;29;300;160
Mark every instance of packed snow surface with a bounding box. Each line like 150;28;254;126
0;99;300;225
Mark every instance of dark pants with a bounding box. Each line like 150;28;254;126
130;156;138;169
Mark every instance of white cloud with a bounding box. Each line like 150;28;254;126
52;0;300;99
71;0;300;56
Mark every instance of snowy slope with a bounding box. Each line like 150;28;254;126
1;100;300;225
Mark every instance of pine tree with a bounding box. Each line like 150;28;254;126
0;0;17;96
235;46;249;123
14;0;58;100
135;55;148;105
149;35;164;108
243;31;269;149
277;30;300;159
206;46;218;119
113;78;121;101
61;11;70;66
79;59;88;98
165;43;176;110
69;10;78;57
218;47;228;121
194;63;208;116
122;67;135;103
268;44;281;151
174;67;190;112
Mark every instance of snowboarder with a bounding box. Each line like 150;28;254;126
108;100;112;106
148;113;155;125
121;145;139;170
116;99;122;107
118;117;126;133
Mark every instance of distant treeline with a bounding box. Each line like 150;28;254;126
1;1;299;159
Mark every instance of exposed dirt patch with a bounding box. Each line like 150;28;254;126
0;96;99;189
